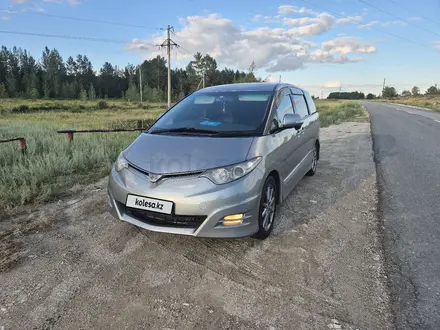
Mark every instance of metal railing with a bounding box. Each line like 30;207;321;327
57;128;147;142
0;137;27;153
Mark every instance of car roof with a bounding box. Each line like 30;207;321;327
197;82;304;94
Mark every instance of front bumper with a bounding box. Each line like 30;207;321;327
107;165;264;238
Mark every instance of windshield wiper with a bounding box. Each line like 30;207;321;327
214;131;259;137
148;127;219;135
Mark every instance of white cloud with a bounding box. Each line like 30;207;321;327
358;20;407;30
298;7;314;15
1;15;10;20
336;15;363;24
252;14;263;22
278;5;296;15
324;81;341;88
285;13;335;36
358;21;382;29
278;5;314;16
434;42;440;51
283;16;316;27
129;14;376;73
321;36;377;54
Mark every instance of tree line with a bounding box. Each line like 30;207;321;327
326;85;439;100
0;46;259;101
381;85;440;98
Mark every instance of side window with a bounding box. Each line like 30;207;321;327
304;92;317;114
270;89;294;132
291;94;309;119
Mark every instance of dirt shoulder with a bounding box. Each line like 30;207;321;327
0;122;392;330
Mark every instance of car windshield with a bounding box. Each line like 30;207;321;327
149;90;273;135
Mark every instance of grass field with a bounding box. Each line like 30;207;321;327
0;99;365;211
379;96;440;112
0;99;167;113
0;102;161;211
316;100;367;127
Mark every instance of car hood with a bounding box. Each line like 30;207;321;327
124;133;255;174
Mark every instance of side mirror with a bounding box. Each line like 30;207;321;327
282;114;303;130
157;112;164;119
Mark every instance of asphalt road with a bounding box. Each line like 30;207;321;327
364;102;440;330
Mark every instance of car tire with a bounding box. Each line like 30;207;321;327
253;176;277;240
306;143;318;176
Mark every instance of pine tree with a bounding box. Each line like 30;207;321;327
88;83;96;100
0;83;8;98
125;83;139;101
27;88;39;100
79;88;87;101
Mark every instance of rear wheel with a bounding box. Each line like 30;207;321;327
253;176;277;240
306;143;318;176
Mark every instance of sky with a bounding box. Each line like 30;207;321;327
1;0;439;97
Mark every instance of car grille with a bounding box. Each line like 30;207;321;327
125;207;206;229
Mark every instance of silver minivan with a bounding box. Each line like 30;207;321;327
107;83;320;239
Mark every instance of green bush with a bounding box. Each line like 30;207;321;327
13;105;30;113
97;100;109;109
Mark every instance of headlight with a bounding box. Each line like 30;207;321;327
201;157;262;185
115;152;129;172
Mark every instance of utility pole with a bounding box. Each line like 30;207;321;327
382;78;386;97
166;25;171;108
159;25;179;109
139;65;143;103
338;85;342;99
202;72;205;88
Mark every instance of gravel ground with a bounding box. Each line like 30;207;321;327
0;121;392;330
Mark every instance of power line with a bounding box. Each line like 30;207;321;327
0;8;162;30
297;0;438;52
388;0;440;27
357;0;440;38
0;30;155;47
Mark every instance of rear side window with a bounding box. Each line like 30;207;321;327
304;92;317;114
291;94;309;119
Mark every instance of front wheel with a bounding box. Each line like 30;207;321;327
306;144;318;176
253;176;277;240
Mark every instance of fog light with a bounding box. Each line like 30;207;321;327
216;213;251;228
223;219;243;226
222;214;244;226
224;214;244;221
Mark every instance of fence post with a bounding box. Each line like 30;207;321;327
19;138;27;154
67;132;74;142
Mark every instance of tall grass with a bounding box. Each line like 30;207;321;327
0;110;157;210
378;96;440;112
316;101;366;127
